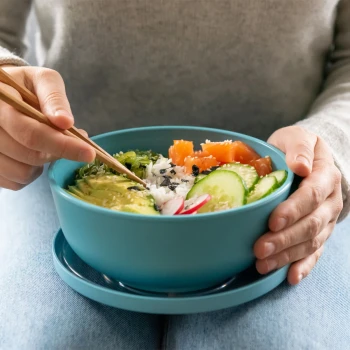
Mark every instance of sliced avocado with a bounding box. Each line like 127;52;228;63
114;203;159;215
76;179;92;194
68;174;159;215
68;185;86;197
67;190;106;206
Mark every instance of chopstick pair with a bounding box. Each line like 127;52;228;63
0;67;146;186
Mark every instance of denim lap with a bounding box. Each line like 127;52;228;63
1;169;349;349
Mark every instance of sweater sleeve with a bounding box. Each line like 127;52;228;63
0;0;32;66
297;0;350;221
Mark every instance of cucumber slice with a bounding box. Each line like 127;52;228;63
186;170;247;213
218;163;259;191
247;176;278;204
268;170;287;187
194;173;207;184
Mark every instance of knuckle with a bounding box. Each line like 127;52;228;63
278;233;291;251
333;168;342;186
309;236;322;254
308;215;322;239
309;186;324;207
55;137;69;159
26;150;46;166
281;249;292;264
281;199;301;224
334;199;344;217
338;199;344;213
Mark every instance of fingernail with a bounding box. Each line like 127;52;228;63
274;218;287;231
264;242;276;257
298;273;304;282
296;155;311;169
54;109;73;119
78;149;93;162
267;259;278;272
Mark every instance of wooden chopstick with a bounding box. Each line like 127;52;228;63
0;75;146;186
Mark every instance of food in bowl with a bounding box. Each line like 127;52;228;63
49;126;294;293
67;139;287;215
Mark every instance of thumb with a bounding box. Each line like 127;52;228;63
268;127;317;177
32;68;74;130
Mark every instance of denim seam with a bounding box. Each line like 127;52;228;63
160;315;170;350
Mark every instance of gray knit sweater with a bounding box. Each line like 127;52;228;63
0;0;349;219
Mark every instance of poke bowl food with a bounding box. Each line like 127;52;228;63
67;139;288;216
49;126;294;293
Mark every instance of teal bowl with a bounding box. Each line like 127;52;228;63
48;126;294;293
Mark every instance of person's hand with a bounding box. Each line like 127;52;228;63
0;65;95;190
254;126;343;284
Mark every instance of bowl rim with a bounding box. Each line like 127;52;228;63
48;125;294;221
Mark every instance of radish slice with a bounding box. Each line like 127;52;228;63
161;197;184;215
180;194;211;215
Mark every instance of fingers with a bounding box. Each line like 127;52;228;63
0;107;95;162
268;137;338;232
0;67;95;192
269;168;335;232
287;245;325;285
0;127;56;166
255;223;331;275
255;199;336;260
30;68;74;129
268;126;317;177
0;174;25;191
0;153;43;184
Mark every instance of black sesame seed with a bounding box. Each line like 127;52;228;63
127;186;142;191
171;182;180;186
154;203;160;212
168;185;177;191
125;163;132;170
160;178;171;186
181;179;189;183
201;170;211;175
192;165;200;176
163;175;172;179
170;163;176;167
159;169;167;174
170;169;176;175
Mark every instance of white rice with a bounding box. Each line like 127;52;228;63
144;156;195;206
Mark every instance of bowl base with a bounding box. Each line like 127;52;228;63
102;274;238;298
54;228;289;314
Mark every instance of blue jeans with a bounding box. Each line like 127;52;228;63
1;169;349;350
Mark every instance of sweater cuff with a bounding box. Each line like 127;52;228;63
296;115;350;221
0;46;28;66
